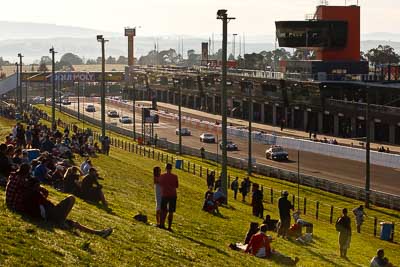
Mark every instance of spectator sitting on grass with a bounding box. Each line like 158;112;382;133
202;191;218;214
63;166;82;194
245;224;271;258
263;215;279;232
370;248;393;267
213;186;226;205
80;158;92;175
80;168;108;208
41;135;54;153
245;224;300;265
5;163;112;238
244;222;260;245
0;143;12;185
34;158;52;184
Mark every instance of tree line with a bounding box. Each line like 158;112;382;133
1;44;399;72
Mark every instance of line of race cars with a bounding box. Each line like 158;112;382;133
86;106;289;160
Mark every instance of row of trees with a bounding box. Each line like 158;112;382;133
2;44;399;72
36;53;130;71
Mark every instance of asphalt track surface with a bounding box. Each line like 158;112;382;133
64;100;400;196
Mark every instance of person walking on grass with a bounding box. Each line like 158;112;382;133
336;208;352;258
352;205;366;233
158;163;178;231
153;166;162;226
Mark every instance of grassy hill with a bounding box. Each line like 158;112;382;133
0;110;399;266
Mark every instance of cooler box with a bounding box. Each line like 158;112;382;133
23;149;40;162
175;159;183;169
380;222;394;241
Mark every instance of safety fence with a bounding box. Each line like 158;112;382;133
58;104;400;210
106;97;400;169
41;104;398;242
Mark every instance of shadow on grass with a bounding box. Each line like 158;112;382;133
222;204;236;211
81;199;116;215
302;245;364;267
175;232;230;257
369;206;400;219
19;214;55;233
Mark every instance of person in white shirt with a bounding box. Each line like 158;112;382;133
80;159;92;175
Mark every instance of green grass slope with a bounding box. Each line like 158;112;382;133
0;112;399;266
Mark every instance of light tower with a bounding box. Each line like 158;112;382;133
125;27;136;67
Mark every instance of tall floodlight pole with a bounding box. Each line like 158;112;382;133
97;35;108;140
49;47;57;128
365;87;370;208
15;62;19;106
17;53;23;111
247;81;253;176
232;33;237;59
77;82;80;120
297;150;300;210
217;9;235;204
132;76;136;141
178;80;182;155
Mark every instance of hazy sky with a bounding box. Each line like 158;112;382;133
3;0;400;36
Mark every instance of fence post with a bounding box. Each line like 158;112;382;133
330;206;334;224
316;201;320;220
152;149;155;159
161;153;164;162
200;166;202;177
157;151;160;161
270;188;274;204
166;154;169;163
148;148;151;158
374;217;377;237
303;198;307;215
193;164;196;175
128;143;131;152
391;222;395;242
292;195;295;207
187;162;190;173
139;146;142;155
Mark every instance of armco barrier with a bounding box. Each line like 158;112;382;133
59;105;400;211
103;97;400;168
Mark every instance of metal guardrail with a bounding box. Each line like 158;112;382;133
59;105;400;212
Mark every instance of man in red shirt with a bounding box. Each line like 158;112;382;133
245;224;271;258
158;163;179;231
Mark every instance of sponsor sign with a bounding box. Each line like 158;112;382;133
55;72;95;82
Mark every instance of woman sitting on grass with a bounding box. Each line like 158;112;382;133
80;168;108;208
6;163;112;238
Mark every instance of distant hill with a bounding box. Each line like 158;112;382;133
1;21;400;63
0;21;118;40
